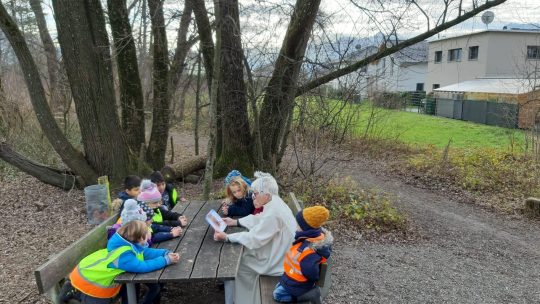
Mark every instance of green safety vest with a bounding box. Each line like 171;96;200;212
152;208;164;223
70;245;143;298
171;188;178;206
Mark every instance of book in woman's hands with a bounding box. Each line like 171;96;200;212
205;209;227;232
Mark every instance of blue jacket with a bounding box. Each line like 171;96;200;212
107;232;170;273
228;194;255;217
279;229;333;297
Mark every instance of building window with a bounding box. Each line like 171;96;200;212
434;51;442;63
432;84;440;90
527;46;540;59
448;48;462;62
416;83;424;91
468;46;479;60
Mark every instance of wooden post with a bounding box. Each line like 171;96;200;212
525;197;540;217
97;175;112;215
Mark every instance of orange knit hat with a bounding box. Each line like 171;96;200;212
296;206;329;230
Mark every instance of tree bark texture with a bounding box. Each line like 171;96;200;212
52;0;131;183
0;2;98;185
203;0;222;200
214;0;253;176
190;0;213;91
190;0;223;159
107;0;146;155
0;141;77;189
29;0;61;111
167;0;193;103
146;0;170;170
259;0;321;172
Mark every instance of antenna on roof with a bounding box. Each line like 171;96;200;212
481;11;495;29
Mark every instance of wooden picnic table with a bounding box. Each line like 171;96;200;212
116;200;244;304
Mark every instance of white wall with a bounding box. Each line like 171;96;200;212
426;31;540;92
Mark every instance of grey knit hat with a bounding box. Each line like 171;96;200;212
121;199;146;225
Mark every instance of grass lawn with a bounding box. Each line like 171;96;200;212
352;104;525;150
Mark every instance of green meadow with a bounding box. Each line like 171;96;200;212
337;102;525;150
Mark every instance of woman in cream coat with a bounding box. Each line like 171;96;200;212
214;171;297;304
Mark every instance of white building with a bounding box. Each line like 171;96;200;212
365;41;428;95
426;29;540;92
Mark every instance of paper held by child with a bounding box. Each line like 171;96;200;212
205;209;227;232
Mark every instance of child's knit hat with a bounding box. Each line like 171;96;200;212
224;170;252;186
137;179;162;203
296;206;330;231
138;201;155;221
121;199;147;225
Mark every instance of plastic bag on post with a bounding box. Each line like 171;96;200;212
84;184;109;225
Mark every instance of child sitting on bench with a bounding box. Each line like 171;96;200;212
273;206;333;304
68;220;179;304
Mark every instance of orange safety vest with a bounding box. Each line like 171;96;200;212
283;235;326;283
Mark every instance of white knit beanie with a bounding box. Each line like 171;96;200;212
121;199;147;225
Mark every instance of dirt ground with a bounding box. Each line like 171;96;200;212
1;131;540;303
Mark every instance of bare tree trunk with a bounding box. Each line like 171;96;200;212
167;0;193;103
203;0;222;200
52;0;131;183
146;0;170;169
0;141;77;189
214;0;253;175
108;0;146;154
259;0;322;172
29;0;61;112
190;0;223;159
0;2;98;185
194;51;202;156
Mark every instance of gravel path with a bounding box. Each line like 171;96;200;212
325;159;540;304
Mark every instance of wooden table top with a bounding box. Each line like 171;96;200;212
116;200;244;284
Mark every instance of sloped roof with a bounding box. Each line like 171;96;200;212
434;78;539;94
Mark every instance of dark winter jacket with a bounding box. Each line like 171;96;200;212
117;191;135;211
150;223;175;244
161;184;179;210
227;193;255;217
279;229;333;297
153;206;184;227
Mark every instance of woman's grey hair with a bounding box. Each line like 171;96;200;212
250;171;279;196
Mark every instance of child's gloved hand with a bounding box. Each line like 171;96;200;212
178;215;188;226
221;204;229;215
171;226;182;237
168;253;180;264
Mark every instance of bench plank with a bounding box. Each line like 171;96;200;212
288;192;303;214
159;201;215;282
116;201;203;283
35;214;119;294
216;226;244;280
189;201;227;279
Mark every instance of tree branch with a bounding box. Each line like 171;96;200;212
296;0;507;96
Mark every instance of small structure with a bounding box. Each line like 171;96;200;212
433;78;540;128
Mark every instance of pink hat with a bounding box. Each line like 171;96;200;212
137;179;162;203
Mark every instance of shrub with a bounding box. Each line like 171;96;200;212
282;175;407;233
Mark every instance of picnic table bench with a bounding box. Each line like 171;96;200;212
35;200;243;304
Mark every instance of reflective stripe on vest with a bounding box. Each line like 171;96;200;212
69;246;143;298
283;235;326;283
171;188;178;206
152;208;163;223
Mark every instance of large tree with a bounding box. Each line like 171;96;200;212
0;0;507;188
